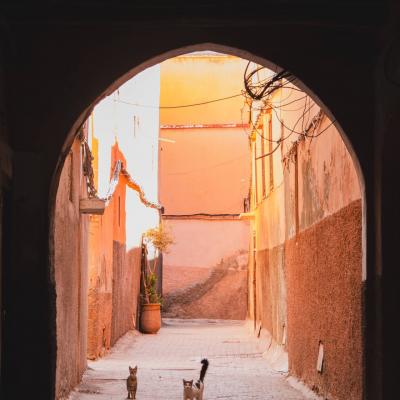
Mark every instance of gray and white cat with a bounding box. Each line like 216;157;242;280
126;365;137;399
183;359;209;400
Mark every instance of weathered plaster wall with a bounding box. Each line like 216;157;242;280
87;213;113;360
163;265;211;295
286;199;362;400
158;54;251;320
87;143;127;359
250;90;363;399
87;143;142;360
163;218;249;268
54;138;88;398
163;252;248;320
111;244;141;345
161;218;249;319
255;246;287;345
296;116;361;232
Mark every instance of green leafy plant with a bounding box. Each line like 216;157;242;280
143;271;162;304
142;223;174;304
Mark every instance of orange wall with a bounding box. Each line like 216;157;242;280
159;54;251;215
159;127;250;214
248;86;363;399
159;54;251;319
163;218;249;268
160;54;249;125
87;141;141;360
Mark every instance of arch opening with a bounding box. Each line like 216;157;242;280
51;43;366;400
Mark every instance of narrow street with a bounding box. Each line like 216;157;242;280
69;319;314;400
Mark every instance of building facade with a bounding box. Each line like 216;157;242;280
159;52;251;319
85;66;162;358
246;80;363;399
54;68;162;396
86;141;144;360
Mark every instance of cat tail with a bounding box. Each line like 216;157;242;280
199;358;209;382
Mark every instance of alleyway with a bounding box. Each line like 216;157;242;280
69;319;314;400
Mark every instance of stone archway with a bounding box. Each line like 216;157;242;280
0;14;384;398
52;43;367;399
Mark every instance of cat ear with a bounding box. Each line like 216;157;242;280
133;366;137;372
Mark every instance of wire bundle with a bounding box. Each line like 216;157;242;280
243;61;296;101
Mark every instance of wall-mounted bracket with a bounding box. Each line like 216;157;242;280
79;198;106;215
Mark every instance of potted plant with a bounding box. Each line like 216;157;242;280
140;223;173;333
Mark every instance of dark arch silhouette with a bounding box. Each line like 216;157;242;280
1;10;389;398
50;42;367;397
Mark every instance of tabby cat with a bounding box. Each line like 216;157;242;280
183;359;209;400
126;365;137;399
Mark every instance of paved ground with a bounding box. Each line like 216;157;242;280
69;319;311;400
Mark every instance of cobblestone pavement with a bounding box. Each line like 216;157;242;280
69;319;311;400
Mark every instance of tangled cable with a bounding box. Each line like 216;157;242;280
244;61;296;101
242;61;336;160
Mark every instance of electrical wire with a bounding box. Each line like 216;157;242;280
254;105;333;160
241;94;309;141
113;81;303;112
251;94;308;111
112;60;332;160
256;110;336;160
249;99;316;143
244;60;296;101
255;141;282;160
114;93;244;109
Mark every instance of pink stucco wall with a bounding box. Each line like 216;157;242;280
248;87;363;399
162;218;249;320
159;54;251;319
159;127;250;215
163;218;249;268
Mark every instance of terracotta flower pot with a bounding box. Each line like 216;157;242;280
140;303;161;334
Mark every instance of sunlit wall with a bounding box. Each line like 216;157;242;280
88;65;161;249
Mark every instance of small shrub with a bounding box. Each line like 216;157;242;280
142;223;174;304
